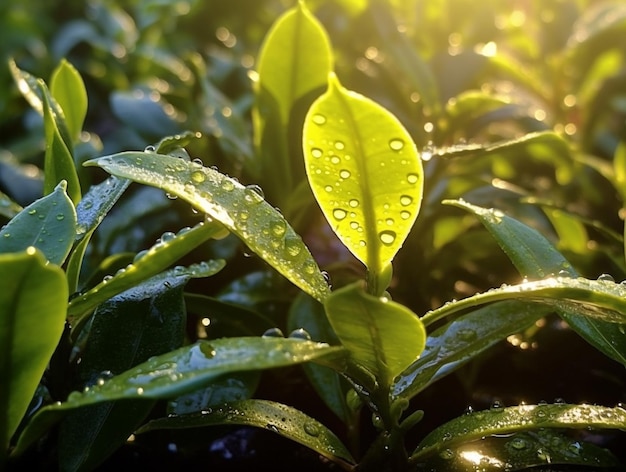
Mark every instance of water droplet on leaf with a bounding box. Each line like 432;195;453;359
244;184;265;203
379;230;396;245
407;173;419;184
311;148;323;158
339;169;351;179
333;209;347;221
288;328;311;341
389;139;404;151
312;114;326;125
303;421;320;436
263;328;285;338
191;170;206;183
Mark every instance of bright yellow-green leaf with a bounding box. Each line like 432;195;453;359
50;59;87;143
303;74;423;277
614;142;626;201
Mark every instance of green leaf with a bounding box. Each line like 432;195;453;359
256;1;332;127
418;430;619;471
445;199;626;367
0;181;76;265
40;80;81;204
50;59;87;143
85;152;331;302
303;74;423;280
253;0;333;202
614;141;626;201
67;220;225;326
0;192;22;219
58;265;191;472
394;301;549;401
0;248;67;454
11;338;345;457
137;399;355;466
66;176;131;292
411;403;626;463
324;282;426;386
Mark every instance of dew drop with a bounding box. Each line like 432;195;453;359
270;220;286;237
159;231;176;243
509;437;528;450
379;230;396;245
200;343;216;358
303;421;320;437
350;221;359;230
263;328;285;338
439;449;454;460
330;155;341;165
400;211;411;220
56;214;65;221
144;145;156;152
312;114;326;125
339;169;351;179
385;218;394;226
221;179;235;191
407;173;419;184
334;141;345;150
244;184;265;203
191;170;206;183
389;139;404;151
349;199;359;208
400;195;413;206
288;328;311;341
333;208;348;221
28;209;37;215
598;273;615;282
311;148;323;158
102;275;113;283
285;237;302;257
324;185;333;192
303;261;317;274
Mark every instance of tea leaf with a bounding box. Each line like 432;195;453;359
0;181;76;265
445;199;626;367
85;152;331;302
411;403;626;462
67;220;225;325
0;248;67;452
325;282;426;386
394;301;549;401
11;338;345;457
303;74;423;281
137;399;355;466
50;59;87;143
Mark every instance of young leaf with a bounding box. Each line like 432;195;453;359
67;220;225;326
11;338;346;457
0;248;67;455
50;59;87;143
303;74;423;280
253;0;333;202
0;181;76;265
394;301;550;401
324;282;426;387
445;199;626;367
411;403;626;463
85;152;331;302
40;80;82;204
137;399;355;467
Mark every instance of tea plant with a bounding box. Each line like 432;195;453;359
2;1;626;471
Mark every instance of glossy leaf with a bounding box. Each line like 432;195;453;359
0;181;76;265
304;74;423;279
137;399;355;466
11;338;346;457
324;282;426;386
445;199;626;366
0;192;22;219
411;403;626;462
40;80;82;204
394;301;549;401
0;248;67;453
419;430;619;471
66;176;131;292
85;152;331;302
67;221;225;325
50;59;87;143
58;265;191;472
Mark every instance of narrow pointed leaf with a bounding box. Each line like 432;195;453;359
0;192;22;219
304;74;423;275
325;282;426;385
411;404;626;462
0;181;76;265
40;81;81;204
67;220;225;325
50;59;87;143
394;301;550;401
0;248;67;452
137;399;355;466
11;338;345;457
445;199;626;366
85;152;331;302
